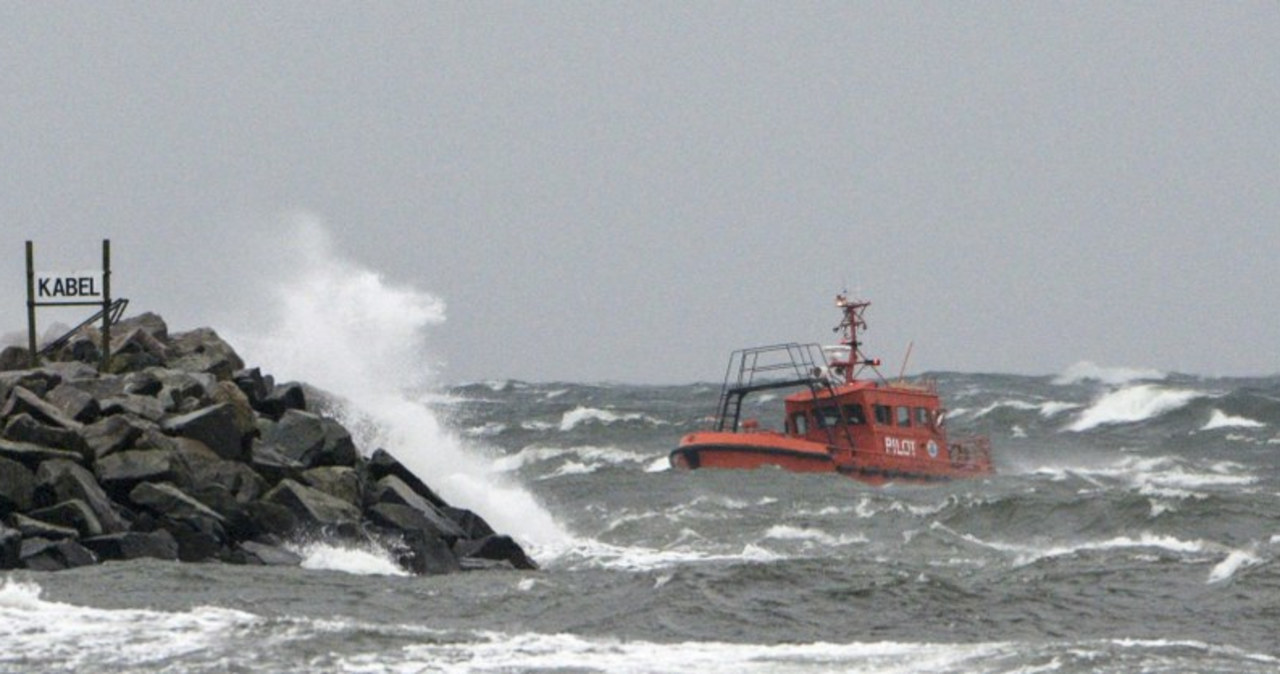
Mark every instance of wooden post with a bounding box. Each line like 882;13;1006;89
25;240;37;367
101;239;111;373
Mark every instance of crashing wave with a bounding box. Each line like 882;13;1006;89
1065;384;1204;432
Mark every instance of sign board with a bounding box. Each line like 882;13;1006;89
26;240;113;371
35;271;105;304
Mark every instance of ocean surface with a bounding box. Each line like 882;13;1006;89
3;363;1280;673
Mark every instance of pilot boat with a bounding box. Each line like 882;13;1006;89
669;294;994;484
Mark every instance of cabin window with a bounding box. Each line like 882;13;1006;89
873;404;893;425
896;406;912;426
815;406;841;428
791;412;808;435
915;407;931;426
843;404;866;425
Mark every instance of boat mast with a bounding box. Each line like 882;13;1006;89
830;293;880;381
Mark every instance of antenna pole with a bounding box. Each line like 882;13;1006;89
897;341;914;382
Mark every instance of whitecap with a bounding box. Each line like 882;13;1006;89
1201;409;1265;430
1054;361;1165;386
558;406;658;431
1207;549;1263;584
1065;384;1204;432
463;421;507;437
762;525;867;547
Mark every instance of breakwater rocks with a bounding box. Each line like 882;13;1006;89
0;313;536;574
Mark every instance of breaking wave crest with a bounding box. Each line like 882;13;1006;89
1065;384;1205;432
224;216;573;553
1054;361;1166;386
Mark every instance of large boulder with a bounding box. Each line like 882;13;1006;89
99;394;167;422
20;538;97;570
454;534;538;571
371;475;466;542
235;540;302;566
259;410;327;467
263;479;361;532
27;499;103;538
186;456;267;504
367;449;448;509
129;482;228;562
122;370;164;397
2;386;81;431
129;482;225;529
319;418;358;467
113;312;169;342
211;381;258;439
108;328;169;372
95;448;194;500
0;455;36;513
167;328;244;380
226;500;297;541
255;381;307;419
0;370;61;401
443;507;497;540
0;437;83;470
4;413;90;459
9;513;80;540
45;384;101;424
82;529;179;562
35;459;130;533
398;529;460;575
153;368;217;411
248;440;306;485
161;403;245;461
301;465;362;507
231;368;270;409
0;346;30;372
78;414;146;459
0;523;21;568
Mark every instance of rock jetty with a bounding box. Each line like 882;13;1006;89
0;313;536;573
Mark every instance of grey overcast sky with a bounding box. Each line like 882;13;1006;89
2;3;1277;384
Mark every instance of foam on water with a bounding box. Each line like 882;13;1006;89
764;524;869;547
940;526;1213;567
0;578;260;670
359;632;1280;673
492;444;654;473
1065;384;1205;432
289;541;410;576
226;217;572;554
1029;455;1256;494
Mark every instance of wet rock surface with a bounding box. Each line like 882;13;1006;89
0;315;535;573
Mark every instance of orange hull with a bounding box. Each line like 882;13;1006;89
671;427;992;484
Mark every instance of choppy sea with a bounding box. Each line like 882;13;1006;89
3;361;1279;673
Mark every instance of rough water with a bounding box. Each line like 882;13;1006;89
3;232;1277;672
3;366;1279;673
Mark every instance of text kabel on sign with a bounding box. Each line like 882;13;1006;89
35;272;104;303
